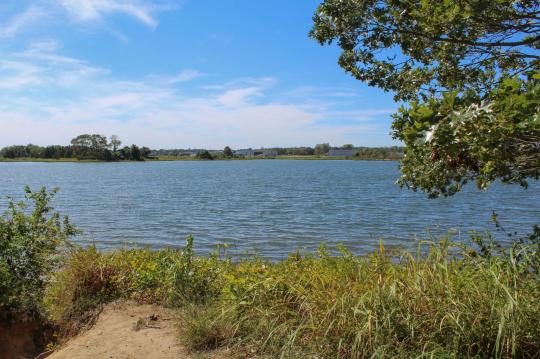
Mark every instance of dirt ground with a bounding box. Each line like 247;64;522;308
46;302;225;359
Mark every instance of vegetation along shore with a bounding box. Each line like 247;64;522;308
1;137;405;162
1;187;539;358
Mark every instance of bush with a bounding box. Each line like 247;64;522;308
196;150;214;160
0;186;77;316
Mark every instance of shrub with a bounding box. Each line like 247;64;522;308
196;150;214;160
0;186;77;316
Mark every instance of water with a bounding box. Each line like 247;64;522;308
1;160;539;259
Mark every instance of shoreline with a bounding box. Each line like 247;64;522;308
0;156;401;163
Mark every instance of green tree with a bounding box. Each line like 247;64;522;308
314;143;330;156
341;144;354;150
70;134;111;160
140;146;152;159
110;135;122;152
120;146;131;160
310;0;539;102
223;146;234;158
311;0;540;196
130;144;142;161
26;144;43;158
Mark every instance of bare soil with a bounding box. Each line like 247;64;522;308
46;302;226;359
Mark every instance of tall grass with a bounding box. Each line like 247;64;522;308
44;232;540;358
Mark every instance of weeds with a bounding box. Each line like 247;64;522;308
42;234;540;358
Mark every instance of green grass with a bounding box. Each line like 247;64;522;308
43;235;540;358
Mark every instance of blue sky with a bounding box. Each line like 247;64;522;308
0;0;399;149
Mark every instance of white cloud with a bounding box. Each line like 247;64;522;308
0;41;109;90
167;69;204;83
217;87;262;107
57;0;161;27
0;0;177;41
0;43;397;148
0;6;48;39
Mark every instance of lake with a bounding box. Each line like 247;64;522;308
1;160;539;259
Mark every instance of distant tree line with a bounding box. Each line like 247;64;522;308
0;134;152;161
353;146;404;160
152;144;404;159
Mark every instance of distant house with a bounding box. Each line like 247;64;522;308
327;149;355;157
258;149;278;157
234;149;255;157
234;149;278;157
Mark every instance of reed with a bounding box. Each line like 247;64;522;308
43;232;540;358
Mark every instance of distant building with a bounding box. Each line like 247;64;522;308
327;149;355;157
179;150;198;157
234;149;278;157
234;149;255;157
258;149;278;157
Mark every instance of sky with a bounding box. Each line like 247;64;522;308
0;0;400;149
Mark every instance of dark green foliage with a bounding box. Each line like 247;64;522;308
310;0;539;102
277;146;315;156
130;144;142;161
393;74;540;197
70;134;111;160
223;146;233;158
196;150;214;160
0;134;152;161
0;187;77;315
0;144;72;159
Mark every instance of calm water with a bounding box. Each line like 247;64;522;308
1;160;539;259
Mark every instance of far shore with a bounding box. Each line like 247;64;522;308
0;155;401;163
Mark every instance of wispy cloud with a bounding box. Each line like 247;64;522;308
167;69;204;84
217;87;263;107
0;0;178;42
56;0;162;28
0;43;396;148
0;5;48;39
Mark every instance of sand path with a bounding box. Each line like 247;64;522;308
47;302;220;359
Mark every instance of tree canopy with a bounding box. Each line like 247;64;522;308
310;0;539;102
0;135;152;161
394;74;540;197
311;0;540;196
223;146;234;158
